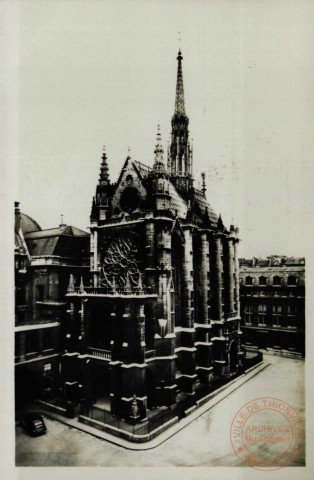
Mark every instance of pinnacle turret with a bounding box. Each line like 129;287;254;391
152;125;167;176
99;146;110;186
91;146;113;223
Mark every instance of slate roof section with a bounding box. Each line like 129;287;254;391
119;160;219;226
20;213;42;234
168;182;187;219
24;225;89;257
193;188;219;227
25;225;89;239
26;237;60;256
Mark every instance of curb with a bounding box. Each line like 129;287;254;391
34;360;270;450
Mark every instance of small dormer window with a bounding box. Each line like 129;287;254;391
273;276;282;286
245;276;253;286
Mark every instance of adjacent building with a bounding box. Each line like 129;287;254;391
239;256;305;358
15;202;89;408
62;51;244;422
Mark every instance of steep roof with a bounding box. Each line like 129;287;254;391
20;213;42;234
168;182;188;219
193;188;219;227
24;225;89;239
24;225;89;257
132;160;219;224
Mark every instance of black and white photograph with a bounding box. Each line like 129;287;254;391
1;0;313;478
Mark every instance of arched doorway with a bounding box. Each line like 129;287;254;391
229;341;238;374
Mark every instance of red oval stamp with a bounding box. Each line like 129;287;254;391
230;397;304;470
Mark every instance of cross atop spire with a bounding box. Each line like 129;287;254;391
174;50;185;115
99;146;110;185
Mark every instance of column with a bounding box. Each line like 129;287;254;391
200;232;209;325
90;228;99;287
78;298;86;353
66;300;76;351
234;239;240;315
211;234;226;377
145;219;156;291
156;222;173;333
182;227;194;328
177;226;196;394
227;237;235;315
213;234;223;321
149;222;176;405
196;231;213;383
120;301;147;421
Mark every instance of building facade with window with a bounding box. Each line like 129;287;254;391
239;256;305;358
15;202;90;408
62;51;244;422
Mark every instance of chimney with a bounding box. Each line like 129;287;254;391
15;201;21;233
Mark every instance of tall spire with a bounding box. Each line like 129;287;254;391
174;50;185;115
170;50;193;192
99;146;110;185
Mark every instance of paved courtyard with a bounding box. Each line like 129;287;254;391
16;356;305;467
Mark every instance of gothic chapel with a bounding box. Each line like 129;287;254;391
63;51;243;421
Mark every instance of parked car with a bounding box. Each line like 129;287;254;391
21;413;47;436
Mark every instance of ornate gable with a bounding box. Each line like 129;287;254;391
111;157;148;216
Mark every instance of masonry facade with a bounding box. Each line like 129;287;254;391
63;51;244;422
15;202;89;408
239;256;305;358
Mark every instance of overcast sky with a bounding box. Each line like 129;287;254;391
15;0;314;258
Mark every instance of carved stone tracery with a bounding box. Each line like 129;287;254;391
100;234;143;289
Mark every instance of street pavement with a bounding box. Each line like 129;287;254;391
16;356;305;467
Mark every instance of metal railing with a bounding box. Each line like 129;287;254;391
73;286;155;296
87;347;111;360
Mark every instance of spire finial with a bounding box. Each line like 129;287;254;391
79;277;85;294
67;274;75;294
175;49;185;115
217;214;224;232
99;146;110;185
